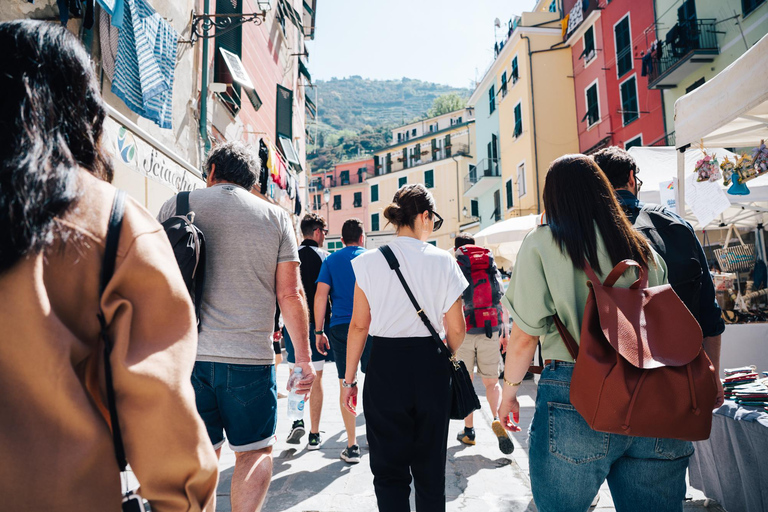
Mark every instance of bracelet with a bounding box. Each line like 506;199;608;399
342;379;357;388
314;330;324;335
504;378;522;387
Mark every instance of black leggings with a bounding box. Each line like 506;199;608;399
363;336;452;512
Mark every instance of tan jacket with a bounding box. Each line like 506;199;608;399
0;171;218;511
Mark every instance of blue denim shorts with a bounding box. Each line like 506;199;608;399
328;323;372;380
528;361;694;512
191;362;277;452
283;323;334;370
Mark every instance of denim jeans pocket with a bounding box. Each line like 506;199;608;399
654;438;694;460
548;402;610;464
226;365;272;406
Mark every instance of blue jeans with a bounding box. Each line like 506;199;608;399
529;361;693;512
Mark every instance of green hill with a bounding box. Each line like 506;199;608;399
307;77;471;173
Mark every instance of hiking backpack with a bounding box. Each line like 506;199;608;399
456;245;504;337
630;204;704;320
160;191;206;331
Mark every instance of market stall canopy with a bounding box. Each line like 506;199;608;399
675;33;768;149
472;214;541;268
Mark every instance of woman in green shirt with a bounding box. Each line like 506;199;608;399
499;155;693;512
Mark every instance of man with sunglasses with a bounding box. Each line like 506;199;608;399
282;213;335;449
314;218;372;464
593;146;725;408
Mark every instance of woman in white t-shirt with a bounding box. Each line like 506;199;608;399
341;184;468;512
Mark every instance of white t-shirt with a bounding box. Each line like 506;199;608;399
352;236;469;338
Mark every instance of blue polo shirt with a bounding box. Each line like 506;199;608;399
317;245;367;327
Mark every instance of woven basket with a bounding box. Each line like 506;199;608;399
713;225;756;273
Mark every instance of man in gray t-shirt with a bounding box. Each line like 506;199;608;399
158;141;315;512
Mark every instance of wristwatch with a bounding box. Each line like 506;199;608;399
342;379;357;388
314;329;324;335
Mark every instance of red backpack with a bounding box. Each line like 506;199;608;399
456;245;503;337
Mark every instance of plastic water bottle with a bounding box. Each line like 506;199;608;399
287;367;305;421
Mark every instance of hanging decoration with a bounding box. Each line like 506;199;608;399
694;150;721;182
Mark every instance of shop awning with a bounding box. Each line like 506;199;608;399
676;33;768;149
279;135;303;172
279;0;304;31
299;58;311;84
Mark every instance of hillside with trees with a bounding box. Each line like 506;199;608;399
307;77;470;173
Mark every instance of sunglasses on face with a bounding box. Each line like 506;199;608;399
431;211;444;232
316;227;329;235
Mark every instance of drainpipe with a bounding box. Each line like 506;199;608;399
452;155;462;230
199;0;211;155
521;34;570;214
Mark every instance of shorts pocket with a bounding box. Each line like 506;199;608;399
548;402;610;464
226;365;272;406
654;438;694;460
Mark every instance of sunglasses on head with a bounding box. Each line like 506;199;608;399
431;211;444;232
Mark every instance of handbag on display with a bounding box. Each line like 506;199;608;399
378;245;481;420
713;224;756;273
555;259;717;442
98;191;151;512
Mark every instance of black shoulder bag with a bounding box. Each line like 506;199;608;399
378;245;480;420
97;190;150;512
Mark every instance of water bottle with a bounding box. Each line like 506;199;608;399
287;367;305;421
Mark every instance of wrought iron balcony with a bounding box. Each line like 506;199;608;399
464;158;501;198
648;19;719;89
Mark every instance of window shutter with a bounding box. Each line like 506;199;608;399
276;85;293;138
506;179;513;209
471;199;479;218
214;0;243;107
373;155;380;175
414;144;421;161
431;138;437;155
371;184;379;202
372;214;379;232
425;170;434;189
399;176;406;188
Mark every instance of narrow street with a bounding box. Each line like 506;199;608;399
212;361;723;512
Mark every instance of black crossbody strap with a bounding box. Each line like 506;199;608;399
97;190;128;473
378;246;451;358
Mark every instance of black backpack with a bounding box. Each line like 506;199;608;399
160;191;206;330
630;204;703;320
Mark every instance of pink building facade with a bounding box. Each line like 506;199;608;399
309;158;373;251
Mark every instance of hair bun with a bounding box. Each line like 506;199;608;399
383;203;404;226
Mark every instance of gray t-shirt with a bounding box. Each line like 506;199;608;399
158;183;299;364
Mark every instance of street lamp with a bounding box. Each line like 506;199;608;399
462;206;468;218
323;188;331;240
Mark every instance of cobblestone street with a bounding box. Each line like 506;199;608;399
212;361;725;512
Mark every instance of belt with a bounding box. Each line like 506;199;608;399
530;359;574;374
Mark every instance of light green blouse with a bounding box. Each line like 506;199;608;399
502;225;668;362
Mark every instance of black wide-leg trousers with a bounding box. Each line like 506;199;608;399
363;335;452;512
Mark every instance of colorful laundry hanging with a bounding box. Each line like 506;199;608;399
97;0;125;28
112;0;178;129
99;9;119;81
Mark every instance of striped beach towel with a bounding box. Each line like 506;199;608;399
112;0;178;129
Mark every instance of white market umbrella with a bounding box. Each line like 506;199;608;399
473;214;541;268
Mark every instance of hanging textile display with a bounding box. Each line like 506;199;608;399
695;151;721;182
112;0;179;129
258;139;270;195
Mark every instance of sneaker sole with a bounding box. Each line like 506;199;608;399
457;435;476;446
286;427;305;444
340;453;360;464
492;422;514;455
307;443;321;451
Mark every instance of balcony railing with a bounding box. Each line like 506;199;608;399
464;158;501;197
382;143;471;175
648;19;719;89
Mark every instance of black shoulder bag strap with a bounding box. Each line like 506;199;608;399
176;190;205;331
176;190;190;216
378;245;452;360
97;190;128;473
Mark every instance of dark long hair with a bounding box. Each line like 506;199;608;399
542;155;652;273
0;20;113;274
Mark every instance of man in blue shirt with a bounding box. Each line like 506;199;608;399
314;218;372;464
594;147;725;407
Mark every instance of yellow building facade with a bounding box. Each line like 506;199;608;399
367;110;476;251
469;2;579;220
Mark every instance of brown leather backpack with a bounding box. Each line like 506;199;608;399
554;259;718;442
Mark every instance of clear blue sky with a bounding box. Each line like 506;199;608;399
309;0;537;90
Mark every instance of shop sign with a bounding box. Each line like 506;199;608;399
105;118;204;193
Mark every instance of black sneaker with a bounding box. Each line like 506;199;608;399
340;444;361;464
456;427;476;446
286;419;305;444
307;432;322;451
